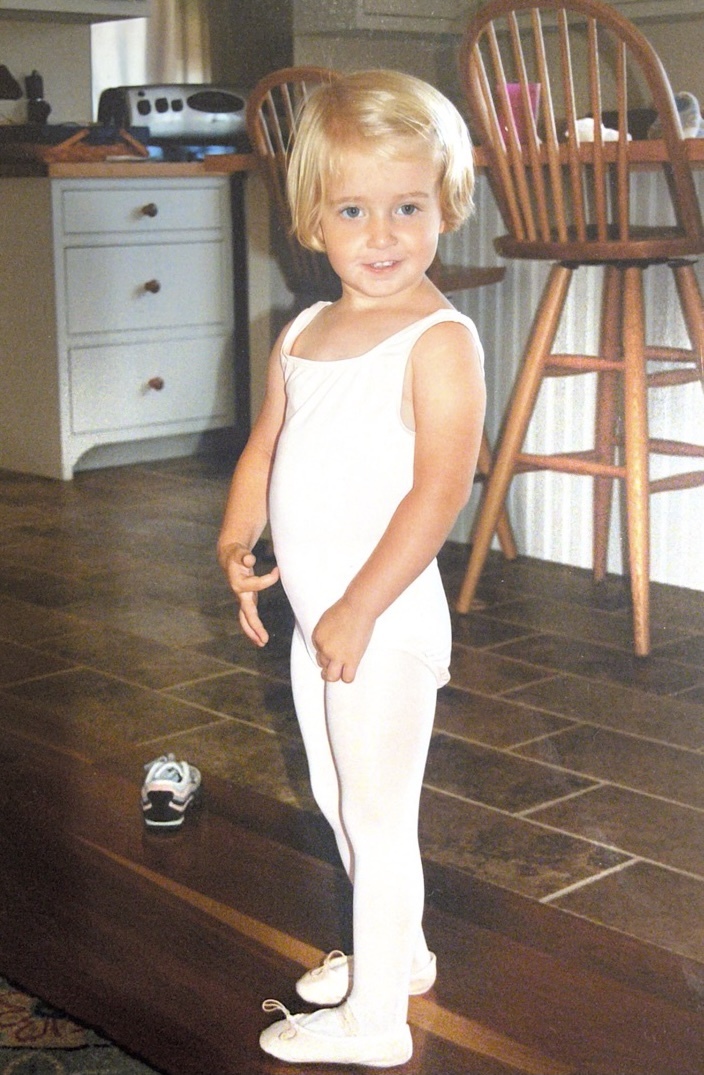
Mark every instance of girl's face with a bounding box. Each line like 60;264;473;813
317;142;446;302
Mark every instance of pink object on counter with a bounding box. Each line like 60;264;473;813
500;82;541;144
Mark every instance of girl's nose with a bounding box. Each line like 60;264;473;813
366;215;395;247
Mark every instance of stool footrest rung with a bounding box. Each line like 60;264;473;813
544;354;621;373
650;472;704;493
645;346;700;363
516;451;624;477
648;369;701;388
650;438;704;458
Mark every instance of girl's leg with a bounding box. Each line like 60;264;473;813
290;630;433;980
325;647;437;1032
290;627;352;874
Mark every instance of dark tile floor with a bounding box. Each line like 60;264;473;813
2;455;704;966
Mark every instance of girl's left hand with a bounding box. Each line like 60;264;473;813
312;597;375;683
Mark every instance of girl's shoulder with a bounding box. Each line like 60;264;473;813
279;301;483;368
280;302;332;359
403;308;484;370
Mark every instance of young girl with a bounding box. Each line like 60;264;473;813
218;69;486;1068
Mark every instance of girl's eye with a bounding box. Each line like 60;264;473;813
340;206;362;219
398;204;419;216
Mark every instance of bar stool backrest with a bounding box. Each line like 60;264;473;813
459;0;704;264
246;66;342;303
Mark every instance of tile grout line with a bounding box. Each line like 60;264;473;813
443;677;704;754
523;814;704;886
157;664;292;691
421;778;610;825
517;782;608;816
499;750;704;812
133;707;281;747
497;665;704;705
540;857;642;903
422;782;704;884
506;722;704;758
431;729;704;813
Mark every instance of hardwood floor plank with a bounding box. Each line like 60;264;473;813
81;838;573;1075
3;716;704;1074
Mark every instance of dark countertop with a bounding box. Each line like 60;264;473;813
0;153;257;178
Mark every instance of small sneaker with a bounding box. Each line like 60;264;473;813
296;950;437;1006
259;999;413;1067
141;754;201;829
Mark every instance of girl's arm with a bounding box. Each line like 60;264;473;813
312;320;486;682
217;329;288;646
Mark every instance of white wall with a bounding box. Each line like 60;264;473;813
0;19;93;124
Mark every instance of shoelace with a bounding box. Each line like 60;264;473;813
144;754;187;783
309;950;346;979
262;999;298;1040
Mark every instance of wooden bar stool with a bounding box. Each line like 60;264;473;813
246;65;517;560
456;0;704;655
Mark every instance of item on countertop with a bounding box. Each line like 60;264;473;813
0;64;22;101
571;117;629;142
0;123;149;163
25;70;51;124
499;81;541;144
649;91;704;138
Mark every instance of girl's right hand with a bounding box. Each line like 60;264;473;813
218;543;280;647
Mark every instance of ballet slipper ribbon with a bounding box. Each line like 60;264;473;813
262;999;298;1039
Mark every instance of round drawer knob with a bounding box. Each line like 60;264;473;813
141;203;159;218
147;377;165;391
144;279;161;294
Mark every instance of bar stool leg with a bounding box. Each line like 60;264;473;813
474;430;518;561
671;261;704;388
622;267;650;657
593;265;624;582
457;264;573;613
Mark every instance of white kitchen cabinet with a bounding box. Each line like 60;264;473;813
0;176;235;480
0;0;148;22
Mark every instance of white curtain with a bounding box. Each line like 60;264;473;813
145;0;211;84
91;0;211;118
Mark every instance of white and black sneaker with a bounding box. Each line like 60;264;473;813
141;754;201;829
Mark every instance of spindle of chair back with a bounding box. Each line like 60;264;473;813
460;0;703;263
246;67;342;301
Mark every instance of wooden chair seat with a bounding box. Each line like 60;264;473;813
496;227;704;263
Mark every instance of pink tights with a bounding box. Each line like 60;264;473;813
290;627;437;1032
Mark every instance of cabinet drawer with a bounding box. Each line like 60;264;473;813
65;241;226;334
69;336;234;434
61;184;224;235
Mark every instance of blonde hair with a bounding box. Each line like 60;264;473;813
287;69;475;252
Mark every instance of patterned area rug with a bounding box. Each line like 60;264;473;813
0;977;159;1075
